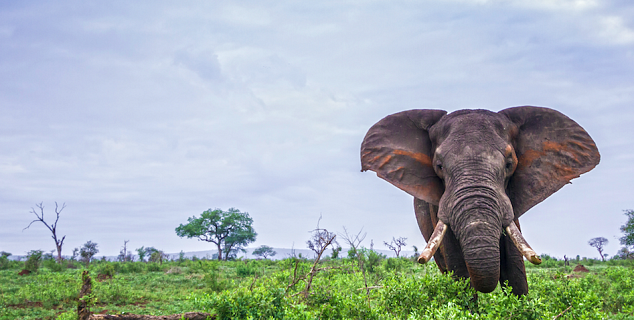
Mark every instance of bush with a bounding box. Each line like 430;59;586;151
0;251;11;270
147;262;162;272
360;248;385;273
119;261;146;274
43;257;64;272
97;263;115;277
236;261;260;277
25;250;43;273
203;261;228;292
383;257;411;272
192;284;286;319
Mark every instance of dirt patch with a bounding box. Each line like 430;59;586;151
18;269;31;276
6;300;43;309
573;264;589;272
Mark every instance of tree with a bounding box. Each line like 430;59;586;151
136;246;148;262
147;247;168;264
384;237;407;258
620;209;634;254
253;245;276;259
340;227;371;304
175;208;257;261
79;241;99;267
23;202;67;263
117;240;132;262
588;237;608;261
303;218;338;298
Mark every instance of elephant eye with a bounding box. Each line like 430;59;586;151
505;161;514;170
436;164;443;171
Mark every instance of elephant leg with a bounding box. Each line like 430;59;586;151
499;220;528;295
414;198;448;273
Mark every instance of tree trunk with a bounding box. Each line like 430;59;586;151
56;241;63;263
216;243;222;261
78;271;92;320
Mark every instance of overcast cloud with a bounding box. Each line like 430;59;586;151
1;0;633;260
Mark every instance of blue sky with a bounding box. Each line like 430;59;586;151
1;0;633;259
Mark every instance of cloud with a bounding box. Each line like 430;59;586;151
0;0;633;258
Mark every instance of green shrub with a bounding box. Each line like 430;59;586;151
25;250;43;273
192;284;286;319
147;262;162;272
204;261;228;292
384;257;411;272
0;252;12;270
236;261;260;277
379;269;476;318
118;261;146;273
97;263;115;277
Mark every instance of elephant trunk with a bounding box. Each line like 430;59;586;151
461;230;500;293
449;186;504;293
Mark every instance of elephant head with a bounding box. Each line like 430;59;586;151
360;106;599;294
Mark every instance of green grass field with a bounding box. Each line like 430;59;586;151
1;256;633;319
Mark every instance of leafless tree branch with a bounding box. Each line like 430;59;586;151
23;202;67;263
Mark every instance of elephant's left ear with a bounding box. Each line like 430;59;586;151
361;109;447;205
500;106;600;218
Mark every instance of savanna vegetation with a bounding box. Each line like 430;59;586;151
3;207;633;319
1;250;634;320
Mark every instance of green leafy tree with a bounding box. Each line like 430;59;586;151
79;241;99;267
175;208;257;261
136;246;148;262
147;247;168;263
253;245;277;259
588;237;608;261
620;209;634;256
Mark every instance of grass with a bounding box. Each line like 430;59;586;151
1;256;633;319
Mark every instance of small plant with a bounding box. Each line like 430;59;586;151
204;261;228;292
0;251;11;270
236;261;259;277
25;249;43;273
43;255;64;272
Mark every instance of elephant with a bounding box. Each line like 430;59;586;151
360;106;600;295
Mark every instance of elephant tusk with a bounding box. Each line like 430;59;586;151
506;223;542;265
417;221;447;264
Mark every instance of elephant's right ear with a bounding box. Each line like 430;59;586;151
361;109;447;205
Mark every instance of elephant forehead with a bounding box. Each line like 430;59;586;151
432;111;514;152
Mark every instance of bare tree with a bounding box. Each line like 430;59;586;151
118;240;132;262
384;237;407;258
589;237;609;261
303;217;338;299
340;227;371;303
23;202;66;263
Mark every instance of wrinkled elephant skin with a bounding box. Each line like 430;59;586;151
361;107;600;295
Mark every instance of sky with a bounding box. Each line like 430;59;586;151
1;0;633;260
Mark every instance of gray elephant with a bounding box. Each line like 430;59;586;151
360;106;599;295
